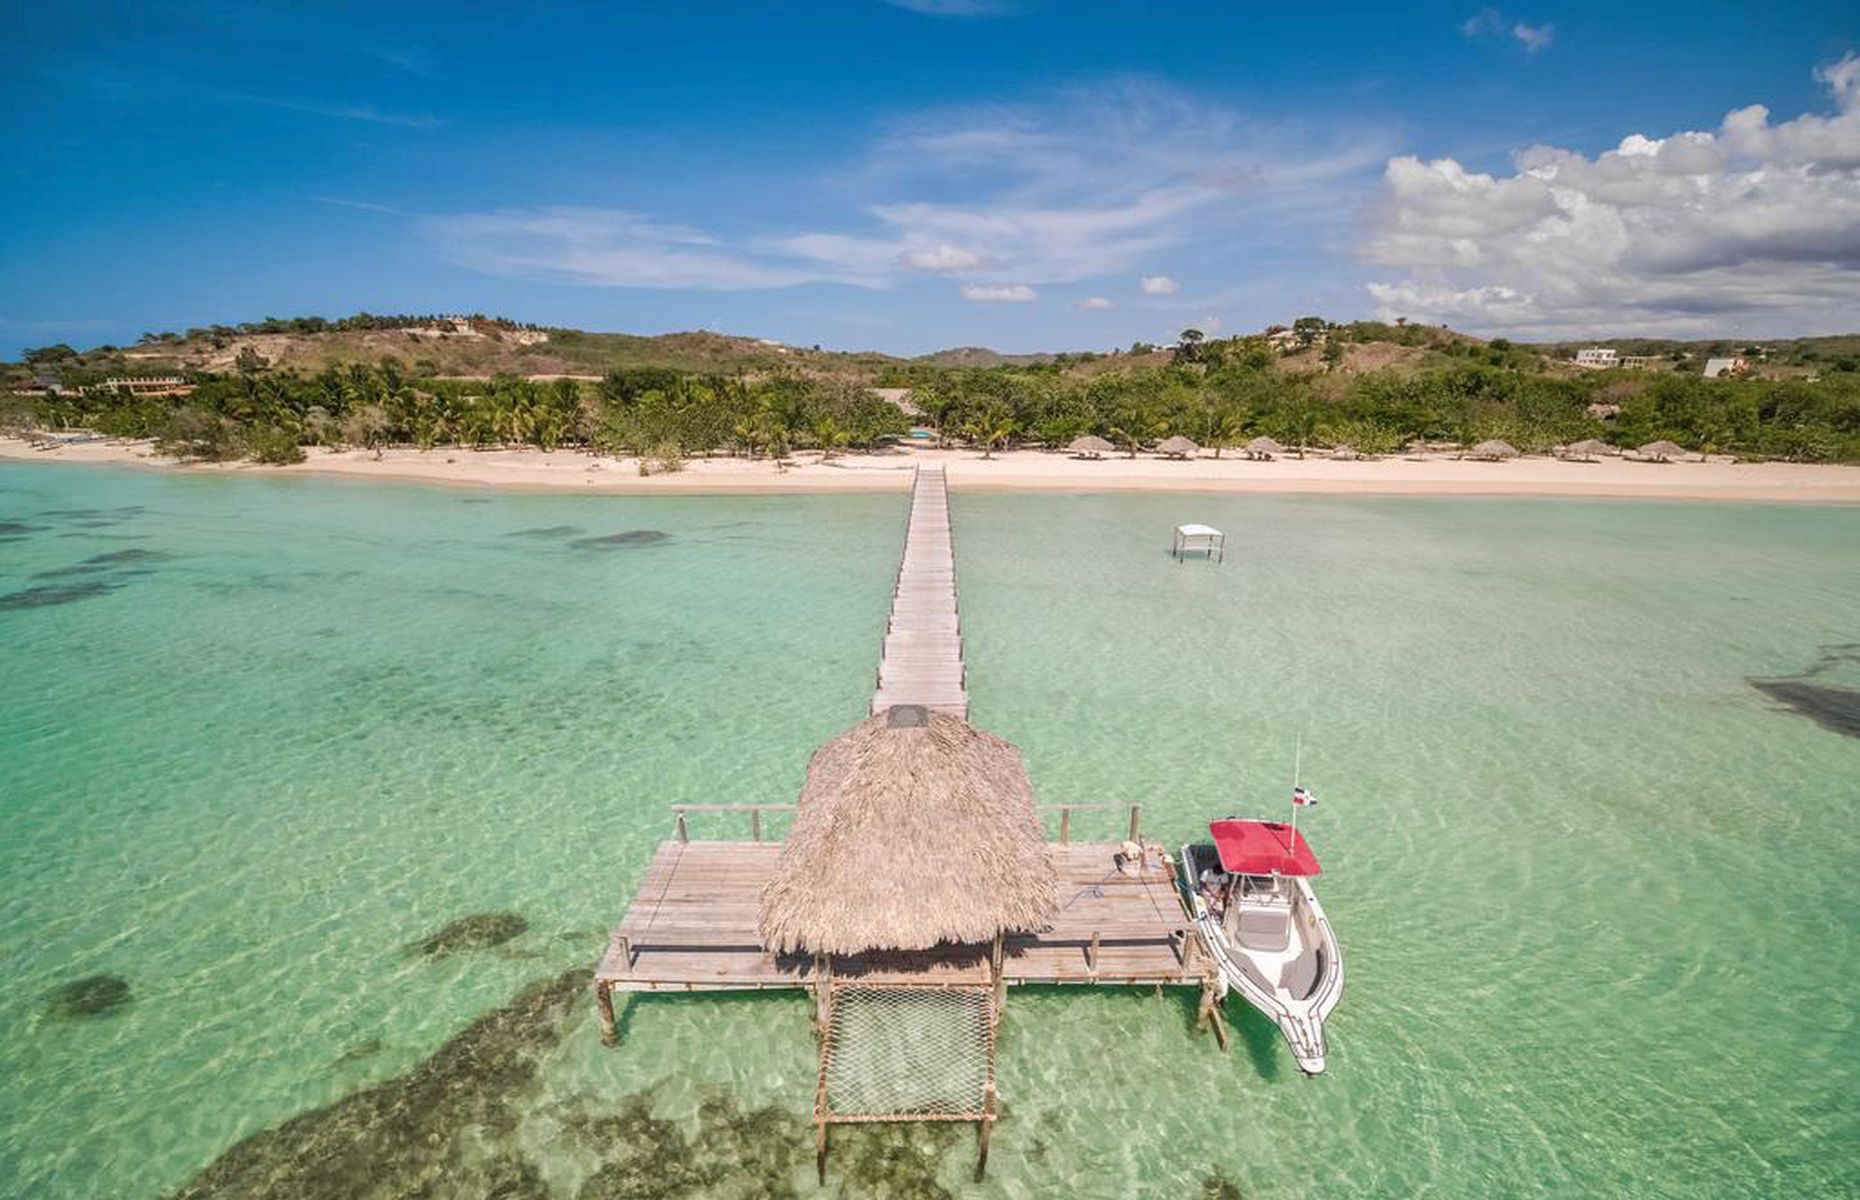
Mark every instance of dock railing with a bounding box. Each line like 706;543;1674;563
1037;803;1143;844
671;803;797;843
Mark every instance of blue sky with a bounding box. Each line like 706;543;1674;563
3;1;1856;357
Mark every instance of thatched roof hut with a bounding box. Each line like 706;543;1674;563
1243;436;1284;460
1561;438;1612;460
1157;435;1199;459
1637;439;1688;462
1066;435;1115;458
759;708;1058;956
1469;439;1519;461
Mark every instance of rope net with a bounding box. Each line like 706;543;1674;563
819;985;994;1121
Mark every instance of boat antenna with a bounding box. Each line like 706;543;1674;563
1289;734;1302;862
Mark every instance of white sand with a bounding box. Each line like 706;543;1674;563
6;437;1860;503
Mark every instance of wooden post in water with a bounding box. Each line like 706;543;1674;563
1058;806;1071;845
595;981;618;1048
750;808;762;842
1128;803;1142;843
990;929;1006;1024
675;811;689;843
975;1081;996;1181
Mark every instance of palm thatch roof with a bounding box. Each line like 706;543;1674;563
1469;439;1520;460
1066;434;1115;457
759;708;1058;956
1157;435;1200;458
1243;436;1284;459
1638;439;1688;461
1561;438;1612;460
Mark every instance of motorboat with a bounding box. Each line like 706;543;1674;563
1179;818;1343;1074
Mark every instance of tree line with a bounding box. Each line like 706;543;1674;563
7;352;1859;464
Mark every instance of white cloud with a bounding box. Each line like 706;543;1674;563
1076;296;1113;309
1362;54;1860;336
316;196;400;215
1460;8;1503;37
1511;22;1553;52
901;243;983;271
961;283;1037;302
1140;275;1180;294
426;208;886;290
430;79;1390;295
1461;9;1552;54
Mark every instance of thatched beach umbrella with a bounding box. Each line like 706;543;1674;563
1243;436;1284;461
1637;439;1688;462
759;708;1058;956
1469;439;1519;461
1066;435;1115;459
1561;438;1612;461
1157;435;1200;459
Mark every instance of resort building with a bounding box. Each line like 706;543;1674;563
1703;357;1750;379
101;376;195;397
1620;355;1659;369
1574;347;1620;369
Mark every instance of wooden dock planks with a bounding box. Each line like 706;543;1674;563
597;841;1204;993
870;464;968;719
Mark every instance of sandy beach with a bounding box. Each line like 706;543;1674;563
6;435;1860;503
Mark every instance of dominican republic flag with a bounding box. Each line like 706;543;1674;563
1292;786;1317;807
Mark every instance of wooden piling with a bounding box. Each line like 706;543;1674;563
976;1081;996;1181
595;981;618;1047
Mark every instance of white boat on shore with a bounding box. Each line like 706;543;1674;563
1179;819;1343;1074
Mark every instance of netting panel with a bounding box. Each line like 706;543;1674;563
819;986;993;1120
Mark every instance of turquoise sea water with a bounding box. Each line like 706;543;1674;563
2;463;1857;1197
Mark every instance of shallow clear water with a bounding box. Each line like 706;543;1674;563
2;466;1857;1197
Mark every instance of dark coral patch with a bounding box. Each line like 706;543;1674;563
0;581;117;609
570;530;669;550
46;974;132;1019
409;912;530;956
82;548;171;565
507;525;583;538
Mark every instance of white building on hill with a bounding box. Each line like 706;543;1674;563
1574;347;1619;369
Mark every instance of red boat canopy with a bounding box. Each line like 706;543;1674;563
1209;819;1322;876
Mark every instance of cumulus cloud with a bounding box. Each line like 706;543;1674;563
961;283;1037;302
1140;275;1180;294
1076;296;1113;309
1362;54;1860;336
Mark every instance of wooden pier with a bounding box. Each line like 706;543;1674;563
590;466;1227;1181
870;464;967;720
597;808;1204;998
